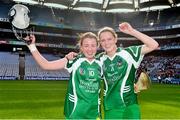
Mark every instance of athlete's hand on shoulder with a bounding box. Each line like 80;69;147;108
65;52;78;61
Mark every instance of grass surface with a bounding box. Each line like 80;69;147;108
138;83;180;119
0;80;180;119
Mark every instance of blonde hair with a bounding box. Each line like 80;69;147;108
98;27;117;40
77;32;99;48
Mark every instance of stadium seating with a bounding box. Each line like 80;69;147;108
0;52;19;80
0;52;69;80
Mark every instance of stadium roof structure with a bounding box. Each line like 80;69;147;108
2;0;180;13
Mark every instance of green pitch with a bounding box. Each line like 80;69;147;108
0;80;180;119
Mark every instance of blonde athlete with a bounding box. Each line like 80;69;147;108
97;22;159;119
25;32;102;119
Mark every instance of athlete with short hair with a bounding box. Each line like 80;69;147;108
25;32;102;119
97;22;159;119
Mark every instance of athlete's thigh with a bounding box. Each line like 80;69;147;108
123;104;141;119
104;108;125;119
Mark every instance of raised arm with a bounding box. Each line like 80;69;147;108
25;35;77;70
119;22;159;55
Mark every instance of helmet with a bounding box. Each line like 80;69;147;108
9;4;30;29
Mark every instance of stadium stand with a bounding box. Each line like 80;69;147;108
25;54;69;80
0;52;69;80
0;52;18;80
138;55;180;84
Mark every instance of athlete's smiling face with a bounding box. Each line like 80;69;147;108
81;38;98;61
99;31;117;54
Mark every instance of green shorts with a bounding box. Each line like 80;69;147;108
104;104;141;119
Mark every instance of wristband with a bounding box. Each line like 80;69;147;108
28;44;37;52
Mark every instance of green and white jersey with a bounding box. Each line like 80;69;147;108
64;54;102;119
98;46;144;110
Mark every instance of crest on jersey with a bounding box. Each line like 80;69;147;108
117;59;122;67
79;68;85;75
